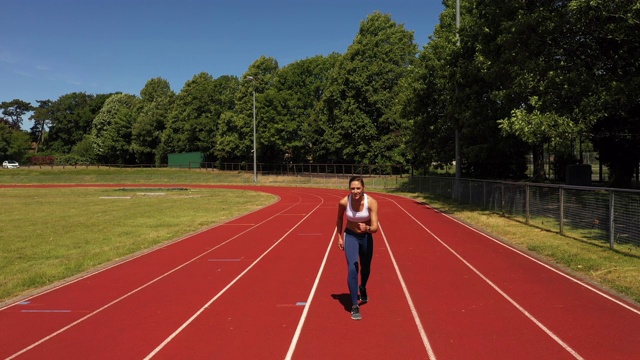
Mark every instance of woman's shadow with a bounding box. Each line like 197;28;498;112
331;293;353;312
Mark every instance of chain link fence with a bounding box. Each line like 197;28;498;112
406;176;640;249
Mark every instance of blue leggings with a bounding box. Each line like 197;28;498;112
344;228;373;306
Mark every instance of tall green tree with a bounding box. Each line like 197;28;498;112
91;93;140;164
260;54;339;164
46;92;113;153
1;99;33;130
569;0;640;187
29;99;53;153
132;78;175;165
160;72;234;163
0;123;31;161
311;12;418;164
215;56;278;163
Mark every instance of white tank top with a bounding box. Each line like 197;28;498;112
346;194;370;222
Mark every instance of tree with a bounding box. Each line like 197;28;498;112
259;54;340;164
312;12;418;164
161;72;233;163
29;100;53;153
215;56;278;163
132;78;175;165
0;99;33;130
0;123;31;161
569;0;640;187
92;93;140;164
46;92;113;153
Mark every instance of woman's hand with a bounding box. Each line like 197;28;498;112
337;238;344;251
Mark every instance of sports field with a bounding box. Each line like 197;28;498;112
1;184;639;359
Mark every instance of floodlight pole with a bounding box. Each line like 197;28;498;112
246;76;257;183
454;0;461;199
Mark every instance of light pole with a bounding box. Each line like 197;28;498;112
454;0;461;199
246;76;257;183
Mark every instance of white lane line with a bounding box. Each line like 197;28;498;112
144;198;325;359
6;199;303;360
386;197;584;360
379;223;437;360
434;204;640;316
284;228;336;360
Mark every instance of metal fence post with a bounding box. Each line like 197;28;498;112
559;187;564;235
609;190;615;249
525;184;530;224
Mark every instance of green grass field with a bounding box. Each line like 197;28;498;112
0;186;275;302
1;167;639;306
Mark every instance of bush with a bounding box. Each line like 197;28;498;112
28;155;56;165
54;154;93;166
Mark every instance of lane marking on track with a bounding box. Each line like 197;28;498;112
207;259;241;262
434;204;640;316
284;228;336;360
144;196;325;360
384;196;584;360
379;223;437;360
6;198;306;360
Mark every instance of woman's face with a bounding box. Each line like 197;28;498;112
349;180;364;199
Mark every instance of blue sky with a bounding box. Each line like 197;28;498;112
1;0;445;129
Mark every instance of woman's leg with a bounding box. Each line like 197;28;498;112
344;232;360;306
359;234;373;290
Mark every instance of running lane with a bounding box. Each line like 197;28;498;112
1;186;639;359
372;193;640;359
0;186;315;359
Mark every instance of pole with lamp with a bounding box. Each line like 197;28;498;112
246;76;257;183
454;0;461;199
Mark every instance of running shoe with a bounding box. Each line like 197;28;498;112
351;305;362;320
359;286;368;303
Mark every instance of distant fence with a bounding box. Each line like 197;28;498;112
406;176;640;250
216;162;407;176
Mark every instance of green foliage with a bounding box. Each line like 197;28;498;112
215;56;278;163
0;123;31;161
0;99;33;129
313;12;418;164
46;92;114;154
92;93;140;164
132;78;176;165
161;72;232;162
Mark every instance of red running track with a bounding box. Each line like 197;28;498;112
1;185;640;359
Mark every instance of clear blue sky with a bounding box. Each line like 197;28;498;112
1;0;445;129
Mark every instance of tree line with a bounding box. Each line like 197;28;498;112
1;1;638;187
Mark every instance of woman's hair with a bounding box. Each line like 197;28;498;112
348;176;365;187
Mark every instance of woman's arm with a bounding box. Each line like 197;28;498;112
336;197;347;250
366;196;379;233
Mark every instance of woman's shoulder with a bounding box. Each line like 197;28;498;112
338;195;349;206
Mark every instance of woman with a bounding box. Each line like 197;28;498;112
336;176;379;320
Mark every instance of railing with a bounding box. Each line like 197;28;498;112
405;176;640;250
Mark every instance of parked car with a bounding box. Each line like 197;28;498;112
2;160;20;169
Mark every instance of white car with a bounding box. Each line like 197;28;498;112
2;160;20;169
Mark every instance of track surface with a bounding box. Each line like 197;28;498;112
1;185;640;359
